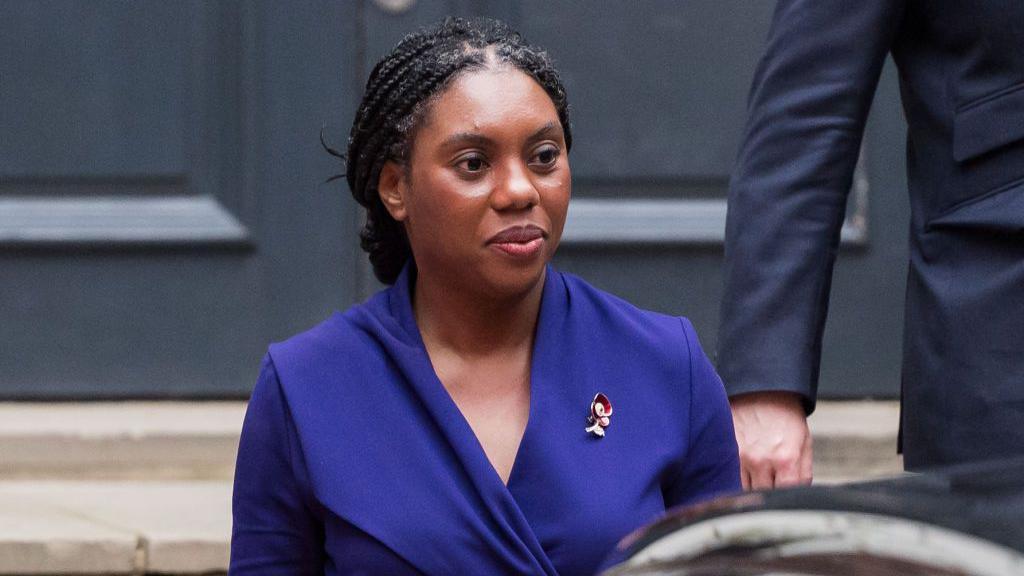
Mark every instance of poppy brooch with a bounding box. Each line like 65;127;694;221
585;393;613;438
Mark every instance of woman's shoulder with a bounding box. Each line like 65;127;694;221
554;269;699;347
552;269;716;398
268;311;348;364
266;289;398;386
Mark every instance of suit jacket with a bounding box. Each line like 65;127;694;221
718;0;1024;469
231;265;740;575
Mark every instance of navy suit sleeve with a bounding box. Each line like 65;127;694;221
230;355;324;575
664;319;741;507
717;0;906;412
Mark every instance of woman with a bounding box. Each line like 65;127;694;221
231;17;739;576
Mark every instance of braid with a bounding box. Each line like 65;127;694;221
338;16;572;284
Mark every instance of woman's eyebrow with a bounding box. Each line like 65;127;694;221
527;122;560;142
440;122;561;149
440;132;491;149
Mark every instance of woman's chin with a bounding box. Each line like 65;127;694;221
476;258;550;301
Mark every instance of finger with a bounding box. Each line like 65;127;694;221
775;435;813;487
741;464;751;491
746;457;776;490
773;457;802;487
799;434;814;484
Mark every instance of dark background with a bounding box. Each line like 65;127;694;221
0;0;909;399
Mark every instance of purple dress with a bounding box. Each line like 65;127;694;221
230;265;740;575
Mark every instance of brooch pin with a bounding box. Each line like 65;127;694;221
585;393;613;438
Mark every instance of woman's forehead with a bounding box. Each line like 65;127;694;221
420;68;560;139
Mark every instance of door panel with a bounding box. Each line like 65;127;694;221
2;2;189;177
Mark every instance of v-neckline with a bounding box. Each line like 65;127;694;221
394;266;549;491
425;349;534;487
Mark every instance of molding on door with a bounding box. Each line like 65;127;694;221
562;155;870;247
0;195;252;249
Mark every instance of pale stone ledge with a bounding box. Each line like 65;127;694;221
0;481;230;575
0;402;245;480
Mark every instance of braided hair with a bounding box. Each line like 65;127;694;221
341;17;572;284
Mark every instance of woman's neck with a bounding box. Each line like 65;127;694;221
413;269;546;358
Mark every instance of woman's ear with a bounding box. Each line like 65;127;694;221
377;161;408;222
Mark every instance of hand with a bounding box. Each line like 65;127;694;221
729;391;812;489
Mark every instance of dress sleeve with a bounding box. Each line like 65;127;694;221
230;354;325;574
717;0;906;412
663;318;741;508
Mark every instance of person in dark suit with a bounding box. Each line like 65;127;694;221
230;18;740;575
718;0;1024;488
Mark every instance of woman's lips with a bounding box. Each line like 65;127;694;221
487;225;546;259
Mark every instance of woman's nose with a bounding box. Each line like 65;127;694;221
492;162;540;210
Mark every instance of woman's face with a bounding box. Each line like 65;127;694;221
379;66;570;300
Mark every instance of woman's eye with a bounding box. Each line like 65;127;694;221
456;155;487;174
530;146;560;169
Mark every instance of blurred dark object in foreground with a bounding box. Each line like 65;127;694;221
607;457;1024;576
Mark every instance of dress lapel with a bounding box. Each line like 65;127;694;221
506;265;571;491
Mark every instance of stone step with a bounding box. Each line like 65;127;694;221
808;400;903;483
0;402;245;480
0;480;229;575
